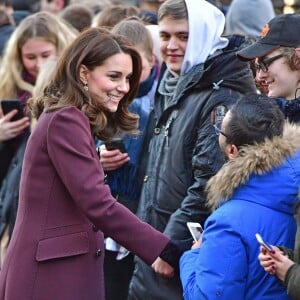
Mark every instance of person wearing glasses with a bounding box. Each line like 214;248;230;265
180;93;300;300
237;13;300;124
128;0;256;299
237;14;300;299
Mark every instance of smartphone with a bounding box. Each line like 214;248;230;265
1;99;24;121
104;138;126;153
187;222;203;241
255;233;273;252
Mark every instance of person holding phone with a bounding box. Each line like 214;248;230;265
179;94;300;300
128;0;256;298
258;203;300;300
96;18;160;300
235;14;300;299
0;12;76;143
0;11;77;265
0;27;180;300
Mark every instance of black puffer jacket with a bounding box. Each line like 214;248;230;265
0;135;28;241
275;97;300;124
129;37;256;300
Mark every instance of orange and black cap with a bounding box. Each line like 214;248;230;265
237;14;300;60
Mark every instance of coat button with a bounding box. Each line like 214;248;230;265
95;249;101;257
92;225;98;232
154;127;160;134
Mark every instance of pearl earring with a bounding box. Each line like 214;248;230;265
83;83;89;91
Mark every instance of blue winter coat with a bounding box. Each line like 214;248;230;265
180;124;300;300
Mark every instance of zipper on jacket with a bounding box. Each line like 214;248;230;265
163;110;178;147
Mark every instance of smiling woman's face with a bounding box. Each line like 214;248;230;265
82;52;133;113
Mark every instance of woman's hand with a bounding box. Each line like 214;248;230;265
98;144;129;171
258;246;295;281
269;250;295;281
191;236;203;249
0;110;30;142
151;257;174;278
258;246;277;275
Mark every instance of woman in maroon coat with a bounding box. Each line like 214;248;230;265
0;28;177;300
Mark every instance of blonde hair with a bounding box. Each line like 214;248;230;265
32;59;57;99
0;11;77;100
29;59;57;128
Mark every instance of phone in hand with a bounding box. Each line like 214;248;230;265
187;222;203;241
104;138;126;153
1;99;24;121
255;233;273;252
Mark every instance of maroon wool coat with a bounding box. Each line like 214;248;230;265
0;106;169;300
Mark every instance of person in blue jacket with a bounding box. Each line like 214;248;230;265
128;0;256;298
180;93;300;300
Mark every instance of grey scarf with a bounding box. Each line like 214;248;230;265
158;70;180;108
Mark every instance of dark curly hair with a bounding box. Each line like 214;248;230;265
225;93;285;148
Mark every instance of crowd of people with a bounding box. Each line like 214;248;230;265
0;0;299;299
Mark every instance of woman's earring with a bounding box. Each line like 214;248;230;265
83;83;89;91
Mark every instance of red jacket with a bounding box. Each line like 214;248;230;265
0;106;169;300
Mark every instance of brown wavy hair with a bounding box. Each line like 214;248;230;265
280;46;300;71
30;27;142;141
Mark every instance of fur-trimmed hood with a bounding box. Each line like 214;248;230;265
206;122;300;211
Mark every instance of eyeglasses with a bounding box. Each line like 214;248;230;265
255;54;284;73
213;123;228;138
